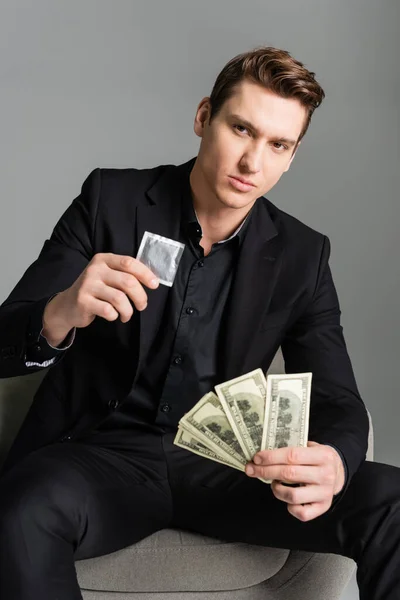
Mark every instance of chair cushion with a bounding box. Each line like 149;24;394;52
76;528;289;593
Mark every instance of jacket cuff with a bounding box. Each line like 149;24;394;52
324;443;348;494
39;326;76;350
24;295;74;367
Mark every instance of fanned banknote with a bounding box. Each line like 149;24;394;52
178;391;247;468
261;373;312;451
174;369;312;485
174;426;245;472
215;369;268;461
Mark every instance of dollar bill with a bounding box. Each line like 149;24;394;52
179;391;247;467
261;373;312;451
173;369;312;487
174;426;245;472
215;369;268;461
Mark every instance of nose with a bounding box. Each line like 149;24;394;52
240;145;263;174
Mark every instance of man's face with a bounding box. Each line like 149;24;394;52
193;79;307;210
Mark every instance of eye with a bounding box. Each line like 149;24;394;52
272;142;289;151
233;124;249;135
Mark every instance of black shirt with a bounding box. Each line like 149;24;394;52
80;164;254;446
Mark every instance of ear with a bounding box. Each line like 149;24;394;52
283;141;301;173
193;98;211;138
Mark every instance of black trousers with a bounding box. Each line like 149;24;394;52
0;428;399;600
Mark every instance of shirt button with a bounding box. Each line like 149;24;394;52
173;355;183;365
186;307;195;315
197;260;204;268
160;403;171;413
108;399;120;410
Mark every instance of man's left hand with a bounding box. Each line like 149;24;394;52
245;441;345;522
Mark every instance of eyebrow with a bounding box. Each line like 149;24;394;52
229;113;298;148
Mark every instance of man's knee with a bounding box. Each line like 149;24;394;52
0;454;87;547
333;461;400;563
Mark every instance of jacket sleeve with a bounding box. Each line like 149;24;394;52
0;168;101;378
281;235;369;494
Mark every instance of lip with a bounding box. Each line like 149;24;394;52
228;176;256;192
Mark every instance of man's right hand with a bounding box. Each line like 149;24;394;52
42;253;159;347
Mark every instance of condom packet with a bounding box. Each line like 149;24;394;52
136;231;185;287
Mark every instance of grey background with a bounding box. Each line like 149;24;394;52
1;1;399;598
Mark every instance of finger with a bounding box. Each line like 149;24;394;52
271;482;327;505
85;296;120;322
288;500;331;522
247;463;323;485
102;269;148;312
94;283;137;321
103;254;159;289
253;444;332;467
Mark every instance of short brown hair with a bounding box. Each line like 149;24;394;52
209;46;325;144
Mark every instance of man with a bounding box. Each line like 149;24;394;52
0;46;398;600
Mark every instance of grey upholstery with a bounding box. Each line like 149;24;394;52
0;349;372;599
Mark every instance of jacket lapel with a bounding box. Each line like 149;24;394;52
134;159;195;373
221;199;284;380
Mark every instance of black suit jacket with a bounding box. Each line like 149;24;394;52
0;157;369;490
